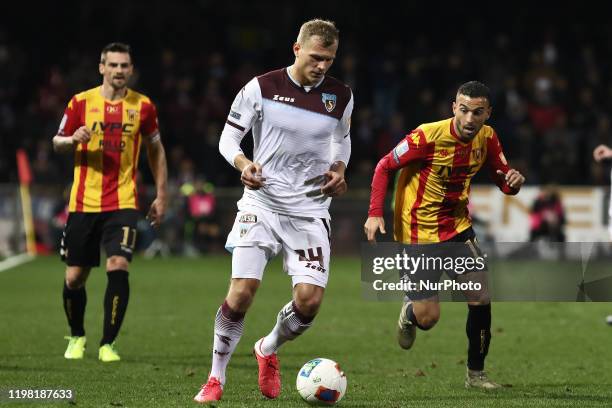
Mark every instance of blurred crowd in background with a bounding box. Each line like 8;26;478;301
1;3;611;254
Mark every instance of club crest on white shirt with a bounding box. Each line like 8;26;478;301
322;93;337;112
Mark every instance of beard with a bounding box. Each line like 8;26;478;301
111;77;127;90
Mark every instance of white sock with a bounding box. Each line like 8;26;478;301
260;301;312;356
209;304;244;385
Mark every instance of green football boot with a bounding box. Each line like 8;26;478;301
64;336;86;359
98;342;121;362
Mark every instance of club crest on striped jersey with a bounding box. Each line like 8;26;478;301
126;109;137;122
321;93;337;112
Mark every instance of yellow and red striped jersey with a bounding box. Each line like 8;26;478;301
368;118;517;243
58;86;159;212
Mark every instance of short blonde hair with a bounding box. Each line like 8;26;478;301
296;19;339;47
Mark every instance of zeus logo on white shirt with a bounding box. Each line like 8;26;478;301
273;95;295;103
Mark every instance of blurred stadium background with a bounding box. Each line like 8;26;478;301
1;3;612;407
2;3;612;256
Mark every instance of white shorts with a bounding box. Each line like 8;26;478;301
225;205;331;288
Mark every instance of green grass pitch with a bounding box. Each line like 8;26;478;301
1;256;611;407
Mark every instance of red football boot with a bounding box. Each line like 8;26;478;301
193;376;223;403
253;338;281;399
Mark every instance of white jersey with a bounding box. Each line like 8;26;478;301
221;68;353;218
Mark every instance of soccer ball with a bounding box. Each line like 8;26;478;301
296;358;347;405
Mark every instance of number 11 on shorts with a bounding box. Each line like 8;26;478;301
120;226;137;250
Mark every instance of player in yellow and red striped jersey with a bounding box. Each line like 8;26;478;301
52;43;168;363
364;81;525;389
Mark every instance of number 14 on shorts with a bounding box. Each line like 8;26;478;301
296;247;326;273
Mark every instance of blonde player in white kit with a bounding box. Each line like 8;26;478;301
194;19;353;403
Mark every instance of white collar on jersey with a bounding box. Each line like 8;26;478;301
286;66;324;93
